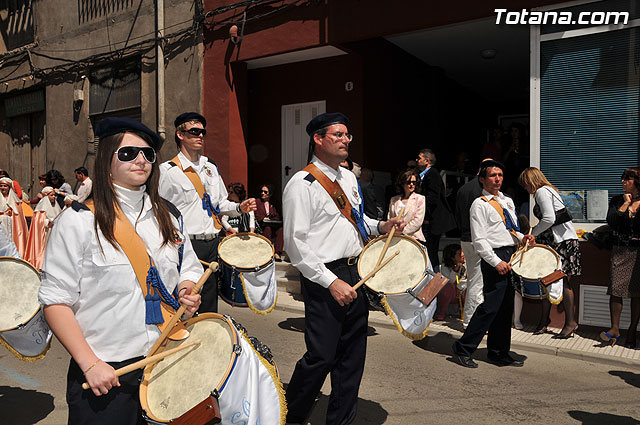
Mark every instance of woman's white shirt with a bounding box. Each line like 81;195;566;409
38;185;203;361
532;186;578;243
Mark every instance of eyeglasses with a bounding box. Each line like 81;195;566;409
114;146;156;163
406;180;418;185
261;190;270;194
182;128;207;137
324;132;353;141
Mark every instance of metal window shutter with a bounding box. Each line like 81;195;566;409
579;284;631;328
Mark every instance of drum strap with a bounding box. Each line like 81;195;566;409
85;201;187;337
170;155;222;230
480;196;520;240
303;163;369;244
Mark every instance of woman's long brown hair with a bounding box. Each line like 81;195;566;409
93;131;177;250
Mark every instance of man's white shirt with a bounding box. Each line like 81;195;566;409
76;177;92;203
159;151;239;237
283;157;381;288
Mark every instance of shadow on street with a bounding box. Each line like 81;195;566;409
609;370;640;389
0;386;55;425
308;394;388;424
567;410;640;424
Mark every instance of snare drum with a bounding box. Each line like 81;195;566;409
140;313;285;424
358;234;429;295
510;244;561;299
0;257;52;360
218;233;277;312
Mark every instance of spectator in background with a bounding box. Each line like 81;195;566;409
255;183;284;261
600;167;640;348
438;244;468;321
417;148;457;272
30;174;48;205
387;169;425;243
360;167;385;220
482;126;503;161
74;167;92;203
46;169;72;210
0;176;28;257
0;169;26;201
222;183;255;234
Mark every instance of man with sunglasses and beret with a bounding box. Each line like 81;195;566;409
159;112;256;313
283;112;405;425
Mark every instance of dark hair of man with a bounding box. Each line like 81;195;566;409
479;163;505;179
623;167;640;191
395;169;421;195
418;148;436;165
442;243;462;269
75;167;88;176
174;120;202;149
46;169;65;188
93;131;177;250
307;128;329;163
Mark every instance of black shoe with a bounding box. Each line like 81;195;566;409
487;353;524;367
451;344;478;368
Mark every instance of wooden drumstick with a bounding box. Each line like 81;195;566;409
199;259;220;270
520;228;533;265
81;340;201;390
375;207;406;268
353;250;400;291
148;261;217;357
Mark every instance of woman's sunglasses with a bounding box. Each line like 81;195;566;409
115;146;156;163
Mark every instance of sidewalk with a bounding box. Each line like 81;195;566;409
274;290;640;368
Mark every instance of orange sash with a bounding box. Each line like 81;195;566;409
171;155;222;230
86;200;187;339
480;195;519;240
303;163;368;244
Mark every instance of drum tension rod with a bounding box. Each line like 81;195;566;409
233;344;242;355
211;389;220;399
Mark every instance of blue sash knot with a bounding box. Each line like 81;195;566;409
202;193;220;217
144;265;181;325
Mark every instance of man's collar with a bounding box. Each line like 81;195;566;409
312;156;340;182
419;166;431;180
481;189;502;200
178;151;203;168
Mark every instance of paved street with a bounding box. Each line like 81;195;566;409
2;302;640;424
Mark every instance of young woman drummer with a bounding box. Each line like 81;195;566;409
39;118;203;424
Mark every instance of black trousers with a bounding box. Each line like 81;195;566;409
67;357;144;425
423;225;441;272
190;236;221;313
285;260;369;425
453;245;516;358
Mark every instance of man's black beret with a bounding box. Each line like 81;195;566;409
174;112;206;128
305;112;349;136
95;117;161;149
479;159;506;171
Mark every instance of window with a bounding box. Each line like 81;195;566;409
89;58;141;128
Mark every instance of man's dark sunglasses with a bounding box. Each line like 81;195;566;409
183;128;207;137
115;146;156;163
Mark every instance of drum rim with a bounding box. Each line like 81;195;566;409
0;256;42;332
139;312;239;423
217;232;275;271
357;234;428;295
509;243;561;280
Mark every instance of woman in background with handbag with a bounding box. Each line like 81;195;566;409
518;167;582;338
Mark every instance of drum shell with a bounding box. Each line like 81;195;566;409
0;306;51;358
510;244;560;300
219;264;248;307
217;233;274;273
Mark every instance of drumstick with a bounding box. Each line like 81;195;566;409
147;261;217;356
353;250;400;291
81;340;201;390
375;207;406;268
520;228;533;265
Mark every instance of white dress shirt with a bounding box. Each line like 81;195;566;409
39;185;203;361
470;189;524;267
159;152;239;237
283;157;381;288
532;186;578;243
76;177;92;203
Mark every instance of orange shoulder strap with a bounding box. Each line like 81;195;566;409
480;195;518;239
85;200;187;338
303;163;367;243
171;155;222;230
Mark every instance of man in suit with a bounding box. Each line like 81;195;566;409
417;148;457;271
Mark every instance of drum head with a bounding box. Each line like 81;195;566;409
358;235;428;294
218;233;274;270
0;257;41;332
510;244;559;280
141;313;236;422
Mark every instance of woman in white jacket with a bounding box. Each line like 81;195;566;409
388;170;426;243
518;167;581;338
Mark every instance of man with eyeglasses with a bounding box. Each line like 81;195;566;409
283;112;404;425
416;148;457;272
159;112;256;313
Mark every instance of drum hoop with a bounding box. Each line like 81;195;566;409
357;234;428;295
218;232;275;271
139;312;239;423
0;256;42;332
510;244;561;280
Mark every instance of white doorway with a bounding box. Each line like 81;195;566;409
281;100;325;190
